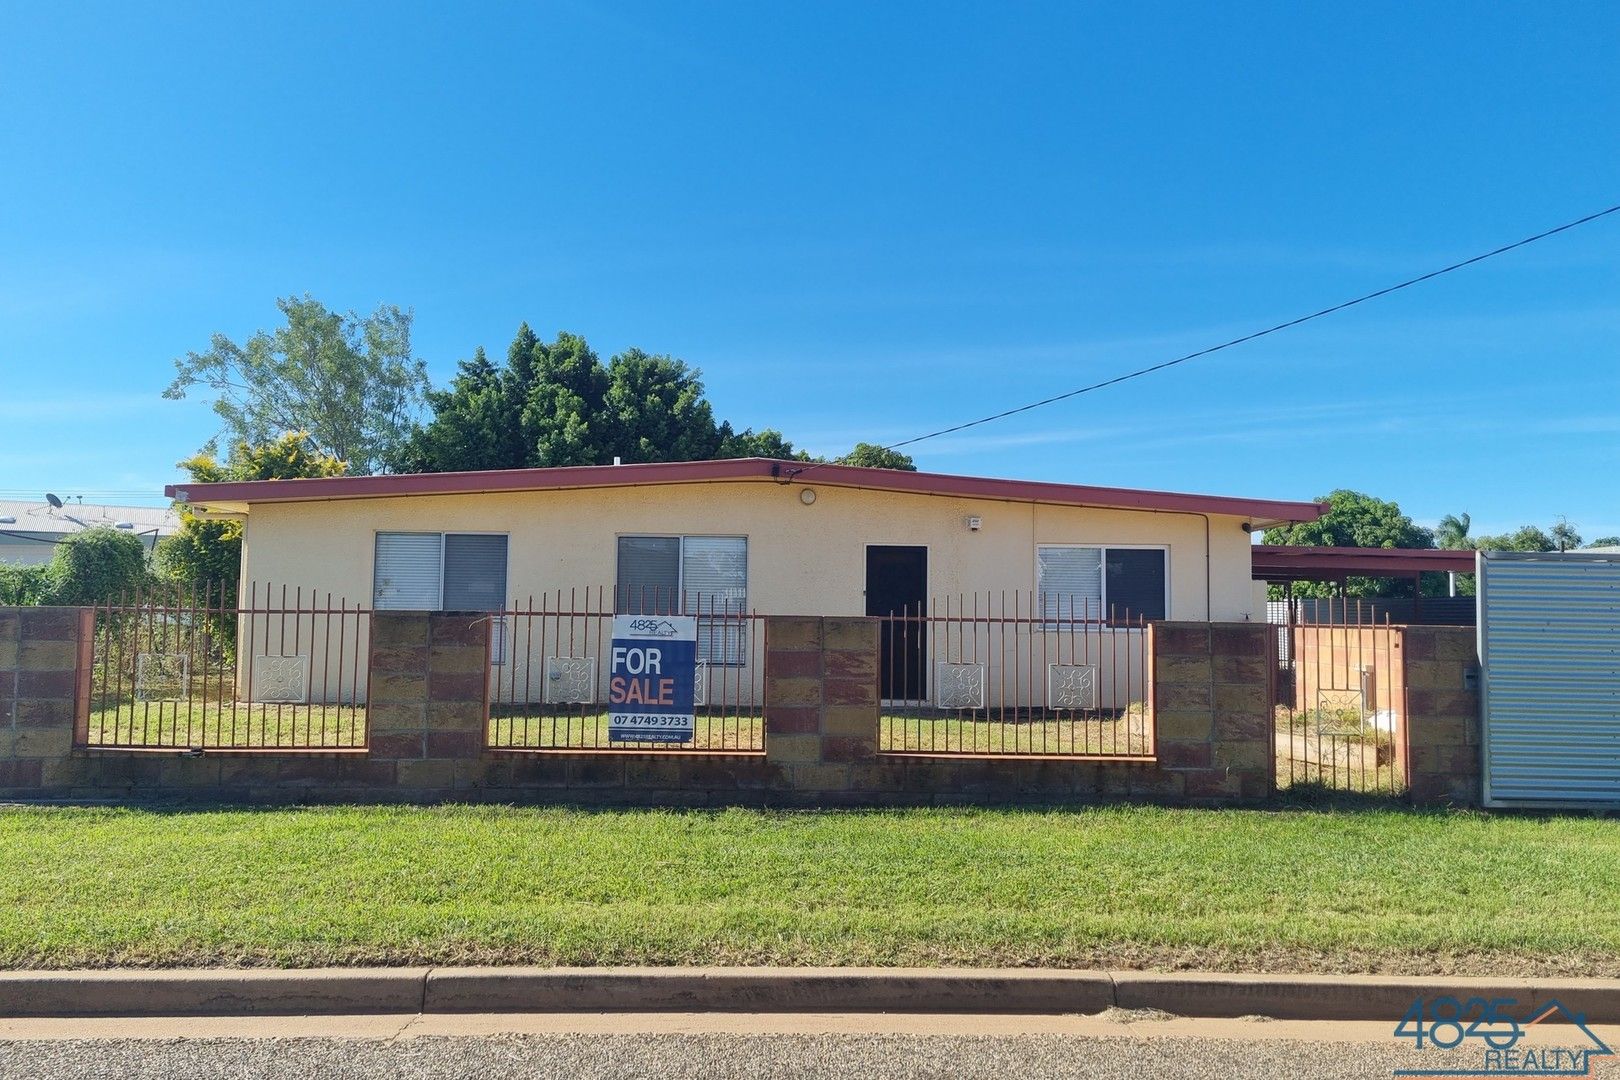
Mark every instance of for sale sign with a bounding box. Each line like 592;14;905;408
608;615;697;743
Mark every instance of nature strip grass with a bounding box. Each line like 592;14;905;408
0;804;1615;974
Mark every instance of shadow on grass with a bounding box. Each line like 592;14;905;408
5;791;1456;824
1268;781;1416;813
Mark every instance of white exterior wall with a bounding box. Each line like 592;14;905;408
232;479;1261;705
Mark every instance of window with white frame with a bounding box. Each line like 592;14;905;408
373;532;509;611
616;535;748;665
1036;545;1167;623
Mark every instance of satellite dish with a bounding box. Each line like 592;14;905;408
45;493;62;509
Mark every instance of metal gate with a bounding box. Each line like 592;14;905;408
1479;551;1620;808
1270;603;1408;796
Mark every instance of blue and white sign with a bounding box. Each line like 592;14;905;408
608;614;697;743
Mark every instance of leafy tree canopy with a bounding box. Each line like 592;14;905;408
1473;525;1558;552
1263;489;1435;551
165;295;428;475
1435;512;1472;551
1262;489;1435;599
155;433;348;598
0;528;151;606
1589;536;1620;548
836;443;917;471
1432;514;1596;596
396;325;885;472
0;563;53;606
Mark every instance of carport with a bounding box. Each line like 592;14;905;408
1251;545;1478;620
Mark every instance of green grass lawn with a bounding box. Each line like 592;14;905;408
87;700;366;749
1273;708;1401;795
0;804;1616;975
488;709;765;751
879;712;1150;756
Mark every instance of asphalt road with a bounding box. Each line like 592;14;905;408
0;1014;1608;1080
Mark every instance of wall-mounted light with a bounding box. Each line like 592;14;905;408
799;488;817;505
966;515;982;531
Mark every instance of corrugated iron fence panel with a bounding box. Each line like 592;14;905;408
487;588;766;753
1480;552;1620;808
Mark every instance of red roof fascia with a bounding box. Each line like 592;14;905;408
165;457;1328;521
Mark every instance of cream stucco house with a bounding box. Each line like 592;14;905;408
167;458;1325;706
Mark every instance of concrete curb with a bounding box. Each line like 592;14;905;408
423;967;1115;1014
1;967;1618;1022
0;968;431;1017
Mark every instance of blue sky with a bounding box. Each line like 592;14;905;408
2;2;1617;539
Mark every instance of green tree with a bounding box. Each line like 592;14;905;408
524;331;610;467
403;326;811;470
400;324;901;472
1474;525;1558;552
600;349;723;462
1589;536;1620;548
155;433;348;599
1550;518;1582;552
165;295;429;475
837;443;917;471
0;563;53;605
392;347;512;473
1435;512;1473;550
716;426;809;460
46;528;151;606
1263;489;1436;598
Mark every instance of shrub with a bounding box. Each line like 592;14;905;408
0;563;52;605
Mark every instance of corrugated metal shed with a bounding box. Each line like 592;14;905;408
1479;551;1620;808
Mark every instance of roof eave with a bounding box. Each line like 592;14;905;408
164;458;1327;522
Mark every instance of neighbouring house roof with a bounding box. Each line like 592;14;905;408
0;500;179;539
1251;544;1478;581
165;458;1330;523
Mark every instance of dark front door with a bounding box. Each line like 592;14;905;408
866;545;927;701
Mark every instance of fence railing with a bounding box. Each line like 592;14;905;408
1268;601;1407;795
486;588;766;753
876;594;1154;758
83;582;370;751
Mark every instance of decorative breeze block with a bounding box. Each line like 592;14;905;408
1048;664;1100;710
135;653;189;701
546;656;597;704
693;660;709;707
251;654;309;703
934;662;986;709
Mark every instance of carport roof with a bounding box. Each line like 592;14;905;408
1252;544;1477;581
165;457;1329;522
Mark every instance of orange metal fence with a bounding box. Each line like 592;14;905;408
876;594;1155;758
83;582;370;750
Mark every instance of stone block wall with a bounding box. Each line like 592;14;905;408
752;617;1275;805
366;611;491;793
0;607;86;791
0;604;1486;807
1152;623;1274;801
1401;625;1481;806
762;617;879;793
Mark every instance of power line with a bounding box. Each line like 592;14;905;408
784;201;1620;477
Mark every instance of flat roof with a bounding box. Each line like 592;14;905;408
166;457;1329;522
1252;544;1477;581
